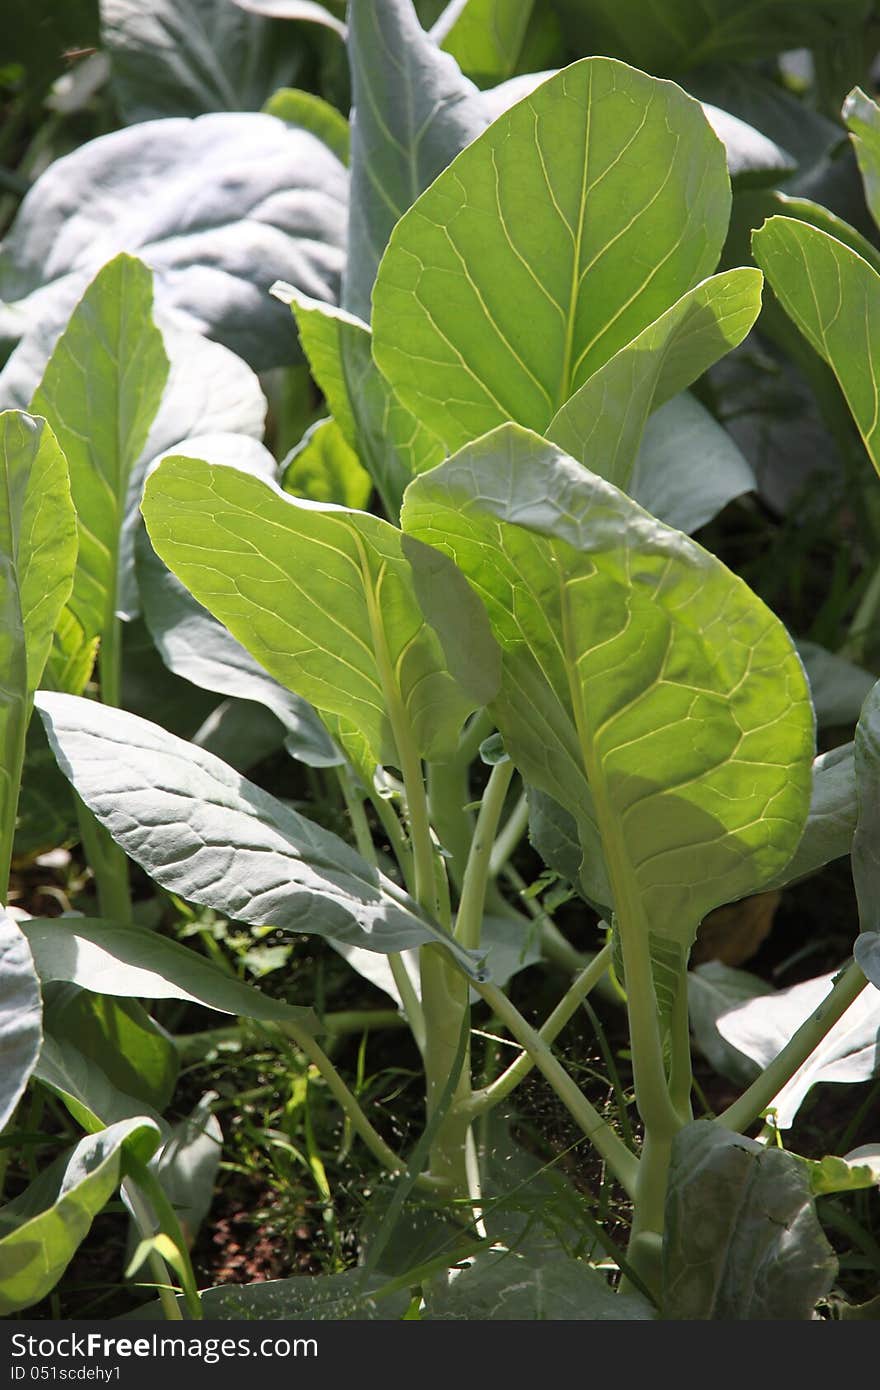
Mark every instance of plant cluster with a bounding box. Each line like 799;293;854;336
2;0;880;1322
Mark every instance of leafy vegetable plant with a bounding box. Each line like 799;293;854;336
1;0;879;1323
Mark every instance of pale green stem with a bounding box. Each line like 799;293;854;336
455;759;515;948
122;1179;184;1322
337;764;426;1049
367;786;414;893
488;788;528;878
75;797;132;924
668;971;693;1124
718;960;869;1134
841;559;880;662
281;1017;448;1193
473;978;639;1199
461;943;614;1119
623;1133;670;1300
173;1011;407;1063
389;954;426;1054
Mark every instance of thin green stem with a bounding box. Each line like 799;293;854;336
623;1132;670;1300
455;760;515;949
99;612;123;710
719;960;869;1134
75;797;132;924
0;701;28;903
489;788;528;878
840;557;880;662
473;978;639;1199
337;764;425;1048
280;1018;447;1192
122;1179;184;1322
367;787;414;893
461;943;614;1119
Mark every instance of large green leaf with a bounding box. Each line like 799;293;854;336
402;425;814;949
0;411;77;874
101;0;309;122
663;1121;837;1319
752;216;880;479
30;255;168;658
35;694;482;975
0;911;42;1132
0;112;347;384
142;457;499;765
547;0;870;73
0;1117;161;1315
21;915;317;1030
344;0;486;323
546;269;762;490
373;57;731;451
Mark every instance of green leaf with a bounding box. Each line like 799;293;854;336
0;112;347;382
35;694;483;977
142;457;499;765
21;915;318;1030
403;425;814;951
714;967;880;1128
425;1246;655;1319
151;1092;222;1246
631;393;754;536
283;417;372;509
432;0;534;85
752;215;880;479
805;1146;880;1196
547;0;870;73
844;87;880;234
687;961;771;1085
344;0;486;323
798;640;875;729
853;680;880;933
30;256;168;667
663;1121;837;1320
273;284;443;519
264;88;349;163
373;57;731;451
0;411;77;877
0;911;42;1132
136;532;341;769
127;1269;409;1320
546;269;762;491
767;743;857;889
855;932;880;989
230;0;346;37
0;1117;161;1315
38;985;178;1127
101;0;311;122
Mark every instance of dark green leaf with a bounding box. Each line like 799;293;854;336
663;1120;837;1320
